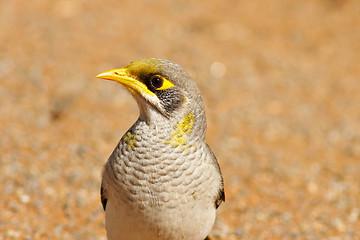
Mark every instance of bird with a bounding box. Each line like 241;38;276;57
96;58;225;240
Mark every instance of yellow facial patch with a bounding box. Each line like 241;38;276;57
123;132;136;150
125;59;174;91
164;113;195;149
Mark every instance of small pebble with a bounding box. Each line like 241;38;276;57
19;194;30;204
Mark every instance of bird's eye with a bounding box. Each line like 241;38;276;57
150;75;164;89
148;75;175;91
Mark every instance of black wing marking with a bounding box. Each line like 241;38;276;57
215;185;225;209
101;185;107;211
206;144;225;209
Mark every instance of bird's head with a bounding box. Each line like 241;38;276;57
96;58;206;135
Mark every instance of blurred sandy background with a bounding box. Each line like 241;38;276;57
1;0;360;239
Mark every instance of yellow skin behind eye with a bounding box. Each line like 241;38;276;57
154;75;175;91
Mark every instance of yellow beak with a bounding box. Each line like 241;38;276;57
96;68;156;97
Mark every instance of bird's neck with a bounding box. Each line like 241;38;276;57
135;97;207;142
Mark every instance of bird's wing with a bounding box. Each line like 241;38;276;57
206;144;225;208
215;186;225;209
100;183;108;211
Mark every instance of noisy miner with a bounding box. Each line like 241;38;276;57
96;58;225;240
